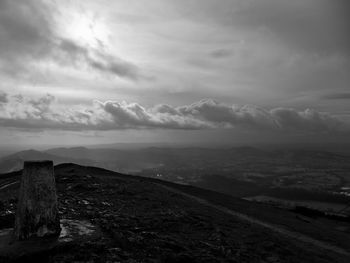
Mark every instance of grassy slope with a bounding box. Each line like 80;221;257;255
0;163;349;262
56;164;350;252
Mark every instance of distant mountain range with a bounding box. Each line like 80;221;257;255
0;146;177;174
0;146;348;175
0;146;271;174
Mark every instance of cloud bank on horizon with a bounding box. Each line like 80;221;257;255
0;93;347;135
0;0;349;144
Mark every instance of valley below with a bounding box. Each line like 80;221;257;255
1;146;349;218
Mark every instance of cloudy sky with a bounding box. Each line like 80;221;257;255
0;0;349;147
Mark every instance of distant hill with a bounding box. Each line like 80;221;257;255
45;147;126;161
0;150;93;174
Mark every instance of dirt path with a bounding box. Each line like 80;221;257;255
158;183;350;257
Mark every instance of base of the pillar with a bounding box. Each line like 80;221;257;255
0;219;99;262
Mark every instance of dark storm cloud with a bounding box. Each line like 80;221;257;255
58;39;140;80
0;95;347;134
270;108;340;132
231;0;350;55
321;93;350;100
101;101;207;129
0;0;141;80
0;92;8;103
0;0;51;57
173;0;350;55
0;0;51;76
176;99;343;132
89;54;140;80
210;49;232;59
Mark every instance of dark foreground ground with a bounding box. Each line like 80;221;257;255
0;163;349;262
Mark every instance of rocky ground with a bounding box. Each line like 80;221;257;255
0;163;349;262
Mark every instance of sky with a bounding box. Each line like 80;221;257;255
0;0;349;147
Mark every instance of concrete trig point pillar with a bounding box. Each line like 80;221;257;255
14;161;61;240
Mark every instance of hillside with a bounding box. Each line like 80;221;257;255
0;164;349;262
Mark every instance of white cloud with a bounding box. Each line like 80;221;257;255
0;94;347;134
0;0;142;80
0;0;349;136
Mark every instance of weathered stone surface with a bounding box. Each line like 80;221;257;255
14;161;61;240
